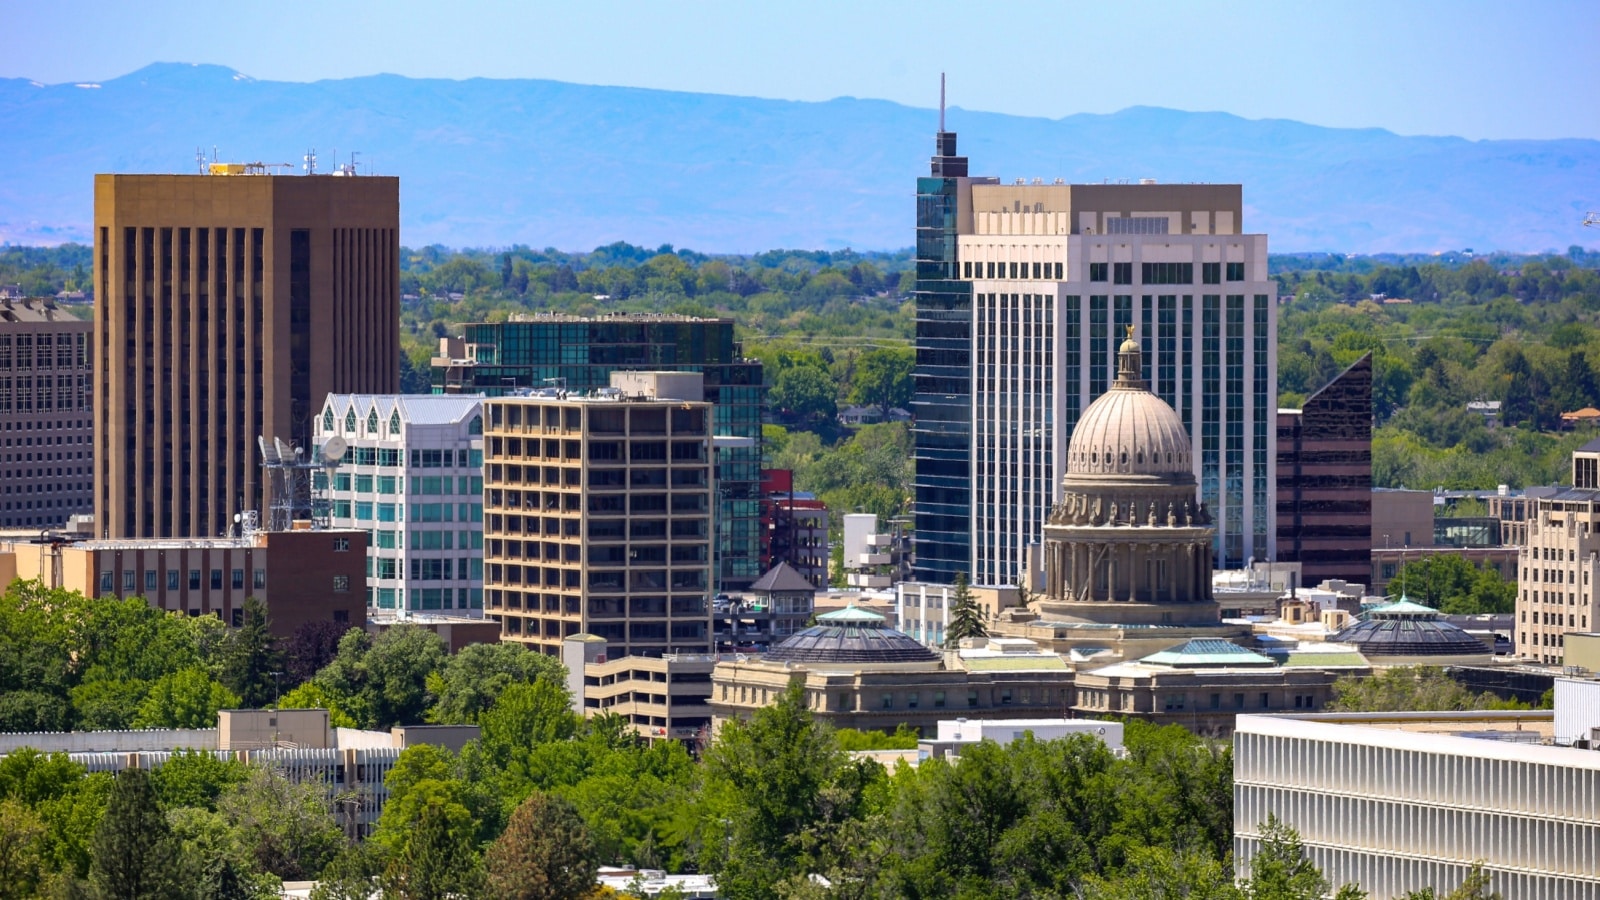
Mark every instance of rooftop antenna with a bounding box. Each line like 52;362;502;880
939;72;946;132
195;147;207;174
303;147;317;175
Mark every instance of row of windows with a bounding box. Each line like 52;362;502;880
963;260;1066;280
1087;261;1247;284
0;375;91;412
101;567;266;593
0;333;88;370
328;473;484;496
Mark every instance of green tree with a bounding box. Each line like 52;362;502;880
1399;863;1501;900
0;798;48;900
770;365;837;424
1329;667;1503;712
1389;556;1514;614
220;599;285;709
379;800;482;900
1243;814;1366;900
1080;846;1240;900
89;768;183;900
131;668;241;729
277;682;358;729
845;346;913;419
313;626;448;729
151;749;248;811
478;680;581;773
700;681;866;900
484;792;599;900
425;641;566;725
943;573;988;647
217;765;343;882
308;844;382;900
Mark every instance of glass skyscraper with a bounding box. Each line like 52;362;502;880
910;142;1277;585
433;314;764;589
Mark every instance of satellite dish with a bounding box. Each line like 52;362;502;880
321;436;348;464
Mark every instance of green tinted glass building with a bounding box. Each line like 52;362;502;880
433;314;765;588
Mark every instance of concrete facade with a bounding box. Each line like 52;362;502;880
483;373;715;657
1235;712;1600;899
0;298;92;529
92;173;399;539
1517;442;1600;664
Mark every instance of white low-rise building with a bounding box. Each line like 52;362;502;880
1235;711;1600;899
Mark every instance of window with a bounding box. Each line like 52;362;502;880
189;570;201;590
1260;693;1270;708
1141;262;1193;284
210;569;223;590
123;570;135;592
345;409;357;433
144;570;157;592
967;690;979;708
333;610;349;624
254;569;266;589
1089;262;1108;282
333;536;350;552
933;691;946;709
167;570;179;591
333;575;350;593
389;411;401;434
907;692;919;709
367;410;380;434
1226;261;1245;281
232;569;245;590
881;693;893;710
1202;262;1221;284
963;261;972;278
322;409;335;432
1113;262;1132;285
99;571;112;594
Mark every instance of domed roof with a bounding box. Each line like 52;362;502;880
1330;597;1489;657
1067;328;1192;477
763;605;940;666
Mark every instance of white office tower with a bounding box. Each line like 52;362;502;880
317;394;486;617
954;181;1276;583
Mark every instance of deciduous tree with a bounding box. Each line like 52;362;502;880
484;791;598;900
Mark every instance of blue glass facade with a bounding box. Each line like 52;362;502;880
434;316;765;589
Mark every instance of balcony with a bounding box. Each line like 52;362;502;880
848;572;892;589
857;552;891;566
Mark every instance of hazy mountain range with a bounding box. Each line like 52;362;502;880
1;63;1596;253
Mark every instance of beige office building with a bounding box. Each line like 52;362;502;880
483;372;714;657
92;172;398;539
0;297;92;528
1517;439;1600;664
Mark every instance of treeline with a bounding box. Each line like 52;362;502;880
0;244;92;296
1;673;1499;900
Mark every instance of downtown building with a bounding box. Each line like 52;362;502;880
92;171;399;539
433;314;763;589
482;372;715;659
1276;353;1373;588
912;130;1276;585
0;297;92;529
316;394;485;617
1517;438;1600;665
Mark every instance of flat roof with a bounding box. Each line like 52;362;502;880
1235;713;1592;768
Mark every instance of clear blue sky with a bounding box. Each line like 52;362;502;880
4;0;1597;141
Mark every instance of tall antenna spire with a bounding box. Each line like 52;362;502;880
940;72;946;132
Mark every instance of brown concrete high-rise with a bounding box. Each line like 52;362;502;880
93;172;399;539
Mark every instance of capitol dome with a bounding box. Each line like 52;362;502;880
1067;332;1192;478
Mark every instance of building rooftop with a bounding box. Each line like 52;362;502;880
0;297;82;324
1238;712;1569;760
749;562;819;594
1331;599;1490;658
324;394;485;428
761;609;940;666
1139;638;1277;668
